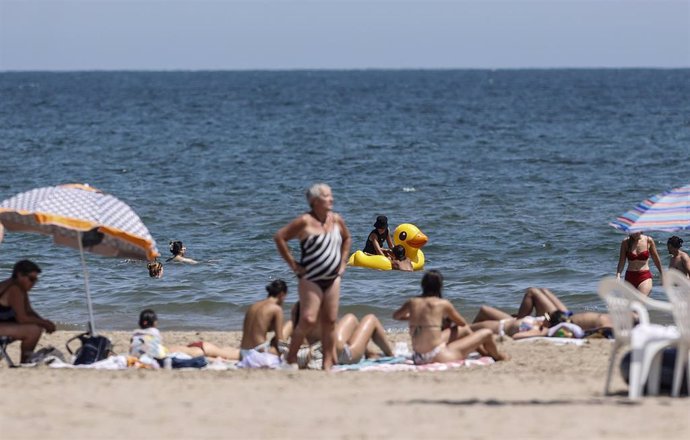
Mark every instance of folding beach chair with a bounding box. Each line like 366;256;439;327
0;336;16;367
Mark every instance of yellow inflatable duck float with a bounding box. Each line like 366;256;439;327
348;223;428;271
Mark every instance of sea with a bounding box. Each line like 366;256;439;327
1;69;688;331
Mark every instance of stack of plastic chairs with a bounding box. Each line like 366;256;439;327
662;268;690;397
598;277;677;399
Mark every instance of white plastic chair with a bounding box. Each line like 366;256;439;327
598;277;677;399
662;268;690;397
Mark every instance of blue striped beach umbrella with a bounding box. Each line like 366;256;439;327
0;183;159;334
609;184;690;233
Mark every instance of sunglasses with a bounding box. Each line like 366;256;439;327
25;274;39;283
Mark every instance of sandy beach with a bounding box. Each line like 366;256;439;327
0;331;688;440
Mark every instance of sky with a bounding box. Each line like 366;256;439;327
0;0;688;70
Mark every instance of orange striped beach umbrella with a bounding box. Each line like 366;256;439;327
0;183;159;334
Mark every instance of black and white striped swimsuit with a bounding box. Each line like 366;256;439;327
300;223;342;290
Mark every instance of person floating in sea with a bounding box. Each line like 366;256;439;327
147;261;163;278
393;270;509;365
274;183;352;370
667;236;690;277
362;215;394;257
166;240;198;264
615;231;663;295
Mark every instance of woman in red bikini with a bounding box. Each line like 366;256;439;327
616;231;663;295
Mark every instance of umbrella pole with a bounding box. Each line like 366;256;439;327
77;231;97;336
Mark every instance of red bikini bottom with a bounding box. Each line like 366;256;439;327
625;270;653;288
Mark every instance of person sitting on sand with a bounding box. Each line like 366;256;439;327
389;245;413;272
470;287;612;339
130;309;239;363
0;260;57;364
393;270;509;365
667;236;690;277
283;302;394;368
239;279;288;360
166;240;198;264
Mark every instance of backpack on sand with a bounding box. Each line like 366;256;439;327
66;332;113;365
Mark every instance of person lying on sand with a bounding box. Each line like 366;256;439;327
470;287;612;339
283;302;394;368
130;309;239;363
393;270;509;365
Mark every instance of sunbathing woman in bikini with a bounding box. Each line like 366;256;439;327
393;270;509;365
130;309;239;362
471;287;612;339
283;302;394;368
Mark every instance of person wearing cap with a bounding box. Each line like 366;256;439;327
362;215;394;257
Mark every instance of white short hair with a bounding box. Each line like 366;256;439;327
305;183;331;206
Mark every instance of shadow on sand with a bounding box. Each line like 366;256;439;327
388;395;640;407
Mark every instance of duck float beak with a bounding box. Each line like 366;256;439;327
407;231;428;249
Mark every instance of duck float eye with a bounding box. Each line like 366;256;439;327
398;231;407;242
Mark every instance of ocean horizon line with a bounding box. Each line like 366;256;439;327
2;66;689;74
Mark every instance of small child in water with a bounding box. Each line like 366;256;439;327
389;245;413;272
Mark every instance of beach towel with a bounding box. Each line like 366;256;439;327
331;356;495;372
48;354;222;370
515;337;587;346
49;355;129;370
237;350;281;369
547;322;585;339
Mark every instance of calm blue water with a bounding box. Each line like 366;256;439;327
1;70;688;330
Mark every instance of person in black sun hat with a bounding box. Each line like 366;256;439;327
362;215;394;257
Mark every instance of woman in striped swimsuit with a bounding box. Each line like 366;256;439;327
275;183;352;370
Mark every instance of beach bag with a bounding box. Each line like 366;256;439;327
66;332;113;365
619;348;688;396
171;356;208;369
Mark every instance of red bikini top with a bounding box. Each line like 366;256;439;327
627;249;650;261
